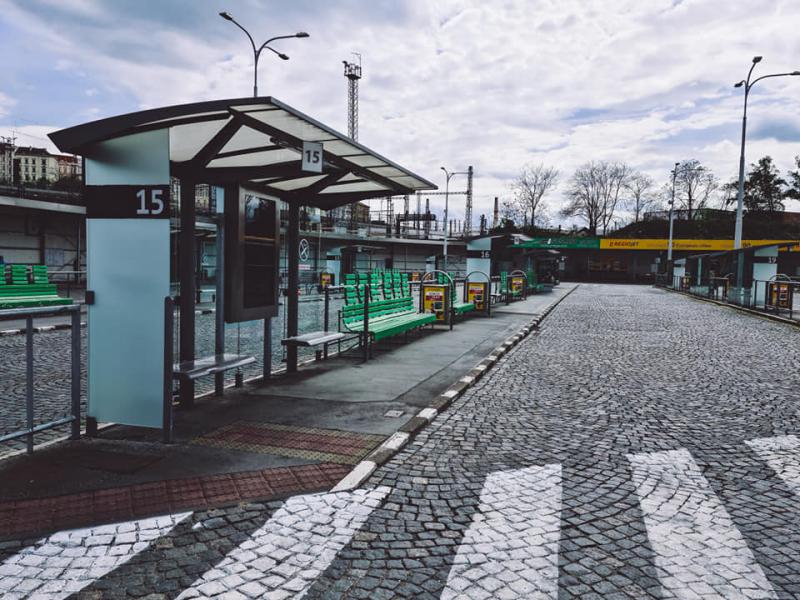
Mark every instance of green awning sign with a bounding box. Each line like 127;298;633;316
512;237;600;250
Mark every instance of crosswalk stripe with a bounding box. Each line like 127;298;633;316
441;464;562;600
628;448;777;600
175;486;389;599
0;512;191;599
745;434;800;495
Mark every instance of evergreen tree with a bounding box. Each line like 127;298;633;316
745;156;785;212
785;155;800;201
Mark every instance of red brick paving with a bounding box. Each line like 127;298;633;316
193;422;385;464
0;462;350;541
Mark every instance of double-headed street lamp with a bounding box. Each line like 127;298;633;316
219;12;309;97
732;56;800;251
440;166;469;272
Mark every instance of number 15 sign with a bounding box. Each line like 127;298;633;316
301;141;323;173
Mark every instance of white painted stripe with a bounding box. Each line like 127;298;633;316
0;513;190;599
417;408;438;421
176;487;389;599
459;376;474;384
628;448;776;600
442;464;562;600
332;460;377;492
381;431;409;452
746;435;800;496
442;389;459;399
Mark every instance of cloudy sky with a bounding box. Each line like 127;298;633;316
1;0;800;224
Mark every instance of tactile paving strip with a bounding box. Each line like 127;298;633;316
190;421;386;465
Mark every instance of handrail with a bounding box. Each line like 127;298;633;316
0;303;81;453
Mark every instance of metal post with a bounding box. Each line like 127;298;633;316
734;88;749;253
214;207;225;396
443;176;449;272
667;163;679;263
286;202;300;372
25;316;34;454
179;178;196;407
363;282;370;362
70;308;81;440
163;297;174;443
263;318;272;379
323;284;330;360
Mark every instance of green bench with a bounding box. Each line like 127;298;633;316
0;265;74;309
342;293;435;341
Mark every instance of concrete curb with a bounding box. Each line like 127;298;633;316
661;286;800;330
334;284;579;491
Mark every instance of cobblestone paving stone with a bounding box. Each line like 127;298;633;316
3;284;800;598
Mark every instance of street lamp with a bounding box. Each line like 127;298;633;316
667;162;680;264
732;56;799;251
219;12;309;97
440;166;469;272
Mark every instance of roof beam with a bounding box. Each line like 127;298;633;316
184;160;304;183
215;144;282;159
229;108;409;195
289;170;350;198
184;118;242;168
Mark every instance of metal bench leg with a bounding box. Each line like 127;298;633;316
86;417;98;438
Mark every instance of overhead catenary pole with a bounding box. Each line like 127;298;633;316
440;166;470;271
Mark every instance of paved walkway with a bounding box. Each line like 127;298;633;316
3;283;800;598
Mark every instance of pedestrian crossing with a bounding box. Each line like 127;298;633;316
2;436;800;599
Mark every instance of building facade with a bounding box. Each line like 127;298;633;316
14;146;59;183
0;142;13;183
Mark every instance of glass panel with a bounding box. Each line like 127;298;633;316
169;119;232;162
207;148;298;168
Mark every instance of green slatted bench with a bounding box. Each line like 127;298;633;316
342;294;435;342
0;265;74;309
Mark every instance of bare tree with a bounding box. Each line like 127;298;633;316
625;172;655;222
508;163;559;229
561;161;632;234
675;159;717;220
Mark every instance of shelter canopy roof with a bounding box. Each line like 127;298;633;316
49;97;436;210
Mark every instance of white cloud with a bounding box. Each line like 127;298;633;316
0;92;15;119
2;0;800;226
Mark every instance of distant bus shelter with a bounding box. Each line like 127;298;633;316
49;96;435;438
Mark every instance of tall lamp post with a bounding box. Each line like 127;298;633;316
440;167;469;272
219;12;309;97
667;162;680;265
732;56;799;289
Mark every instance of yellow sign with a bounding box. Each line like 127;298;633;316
466;282;487;311
319;272;334;288
510;276;525;296
599;239;800;251
422;284;447;321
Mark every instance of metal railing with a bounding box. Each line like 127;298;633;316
660;273;798;321
0;304;81;453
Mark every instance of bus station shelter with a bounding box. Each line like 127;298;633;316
49;96;435;439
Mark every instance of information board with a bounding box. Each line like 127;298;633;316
466;281;488;312
422;284;448;322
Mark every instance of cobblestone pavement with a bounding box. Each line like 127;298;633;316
3;283;800;598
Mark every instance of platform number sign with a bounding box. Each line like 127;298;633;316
302;141;323;173
84;185;171;219
136;188;165;216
